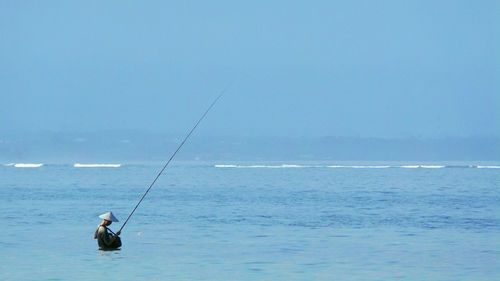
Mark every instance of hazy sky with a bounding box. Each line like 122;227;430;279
1;1;498;137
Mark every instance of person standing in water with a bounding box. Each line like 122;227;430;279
94;211;122;250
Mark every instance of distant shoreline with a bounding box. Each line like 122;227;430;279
1;132;499;161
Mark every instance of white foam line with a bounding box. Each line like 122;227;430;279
280;164;305;168
356;166;390;169
327;165;391;169
400;165;446;169
214;164;238;168
14;163;44;168
74;163;121;168
214;164;491;169
477;165;500;169
214;164;307;168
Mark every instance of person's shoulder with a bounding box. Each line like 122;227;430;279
97;225;107;233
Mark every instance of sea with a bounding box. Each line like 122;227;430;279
0;161;499;281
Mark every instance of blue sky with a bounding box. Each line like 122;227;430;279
1;1;498;137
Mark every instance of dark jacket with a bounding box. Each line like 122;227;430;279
94;225;122;250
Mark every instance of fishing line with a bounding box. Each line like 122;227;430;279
118;90;225;233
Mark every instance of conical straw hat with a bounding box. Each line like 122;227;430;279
99;211;119;222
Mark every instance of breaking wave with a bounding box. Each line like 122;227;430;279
214;164;500;169
477;165;500;169
13;163;44;168
418;165;445;169
214;164;306;168
328;165;391;169
74;163;121;168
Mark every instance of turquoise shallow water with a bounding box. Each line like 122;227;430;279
0;162;499;280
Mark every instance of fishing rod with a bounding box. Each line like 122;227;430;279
117;91;225;234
